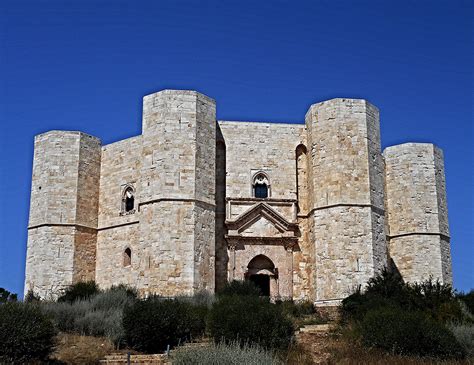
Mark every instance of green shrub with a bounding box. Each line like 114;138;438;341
458;290;474;315
359;306;465;359
341;287;396;322
342;270;465;323
172;341;282;365
58;281;99;303
0;287;18;303
175;290;215;337
0;302;56;363
276;299;315;318
42;286;135;346
207;295;294;350
218;280;262;297
448;322;474;357
123;298;199;353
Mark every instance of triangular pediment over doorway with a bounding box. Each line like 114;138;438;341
225;202;298;241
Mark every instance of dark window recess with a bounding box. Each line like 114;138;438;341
255;184;268;198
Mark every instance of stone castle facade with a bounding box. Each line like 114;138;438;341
24;89;452;303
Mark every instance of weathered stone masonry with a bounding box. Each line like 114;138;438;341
24;89;452;302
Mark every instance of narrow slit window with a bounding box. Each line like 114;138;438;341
123;248;132;267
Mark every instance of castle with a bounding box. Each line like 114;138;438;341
24;89;452;304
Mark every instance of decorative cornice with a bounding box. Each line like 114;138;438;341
139;198;215;209
388;232;450;240
226;197;297;204
98;221;139;231
28;223;97;231
297;203;385;218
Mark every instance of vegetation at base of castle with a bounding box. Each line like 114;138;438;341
217;279;263;297
172;341;283;365
0;302;56;363
57;280;100;303
25;289;41;303
448;322;474;357
358;306;465;358
207;294;294;350
42;284;137;346
275;298;316;318
341;268;473;359
123;297;206;353
457;290;474;315
0;287;17;303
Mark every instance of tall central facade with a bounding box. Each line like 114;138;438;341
24;89;452;303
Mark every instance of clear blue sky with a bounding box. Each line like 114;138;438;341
0;0;472;296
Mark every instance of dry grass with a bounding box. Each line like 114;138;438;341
326;336;473;365
50;333;115;365
296;327;474;365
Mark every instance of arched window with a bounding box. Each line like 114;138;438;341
252;172;270;199
123;248;131;267
121;186;135;214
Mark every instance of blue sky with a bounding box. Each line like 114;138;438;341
0;0;472;295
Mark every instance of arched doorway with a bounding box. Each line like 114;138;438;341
246;255;277;297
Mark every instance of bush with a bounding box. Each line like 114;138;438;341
448;322;474;357
172;341;282;365
0;302;56;363
341;287;397;322
207;295;294;350
218;280;262;297
123;298;199;353
458;290;474;315
42;286;135;346
342;270;465;323
276;299;315;318
58;281;99;303
359;306;465;359
175;290;215;337
0;287;18;303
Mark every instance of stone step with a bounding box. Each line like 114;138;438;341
298;324;332;333
99;353;169;365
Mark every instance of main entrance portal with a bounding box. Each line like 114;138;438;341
249;274;270;296
246;255;277;297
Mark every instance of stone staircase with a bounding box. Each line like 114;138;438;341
99;340;211;365
99;353;170;365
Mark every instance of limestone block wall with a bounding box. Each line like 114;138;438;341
384;143;452;284
218;121;310;297
136;90;216;295
25;226;76;299
218;121;305;200
97;136;142;228
306;99;387;303
96;223;140;290
25;131;101;298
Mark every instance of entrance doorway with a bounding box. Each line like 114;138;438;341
246;255;276;297
249;274;270;296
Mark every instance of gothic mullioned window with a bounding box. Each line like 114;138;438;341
253;172;270;199
121;185;135;215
